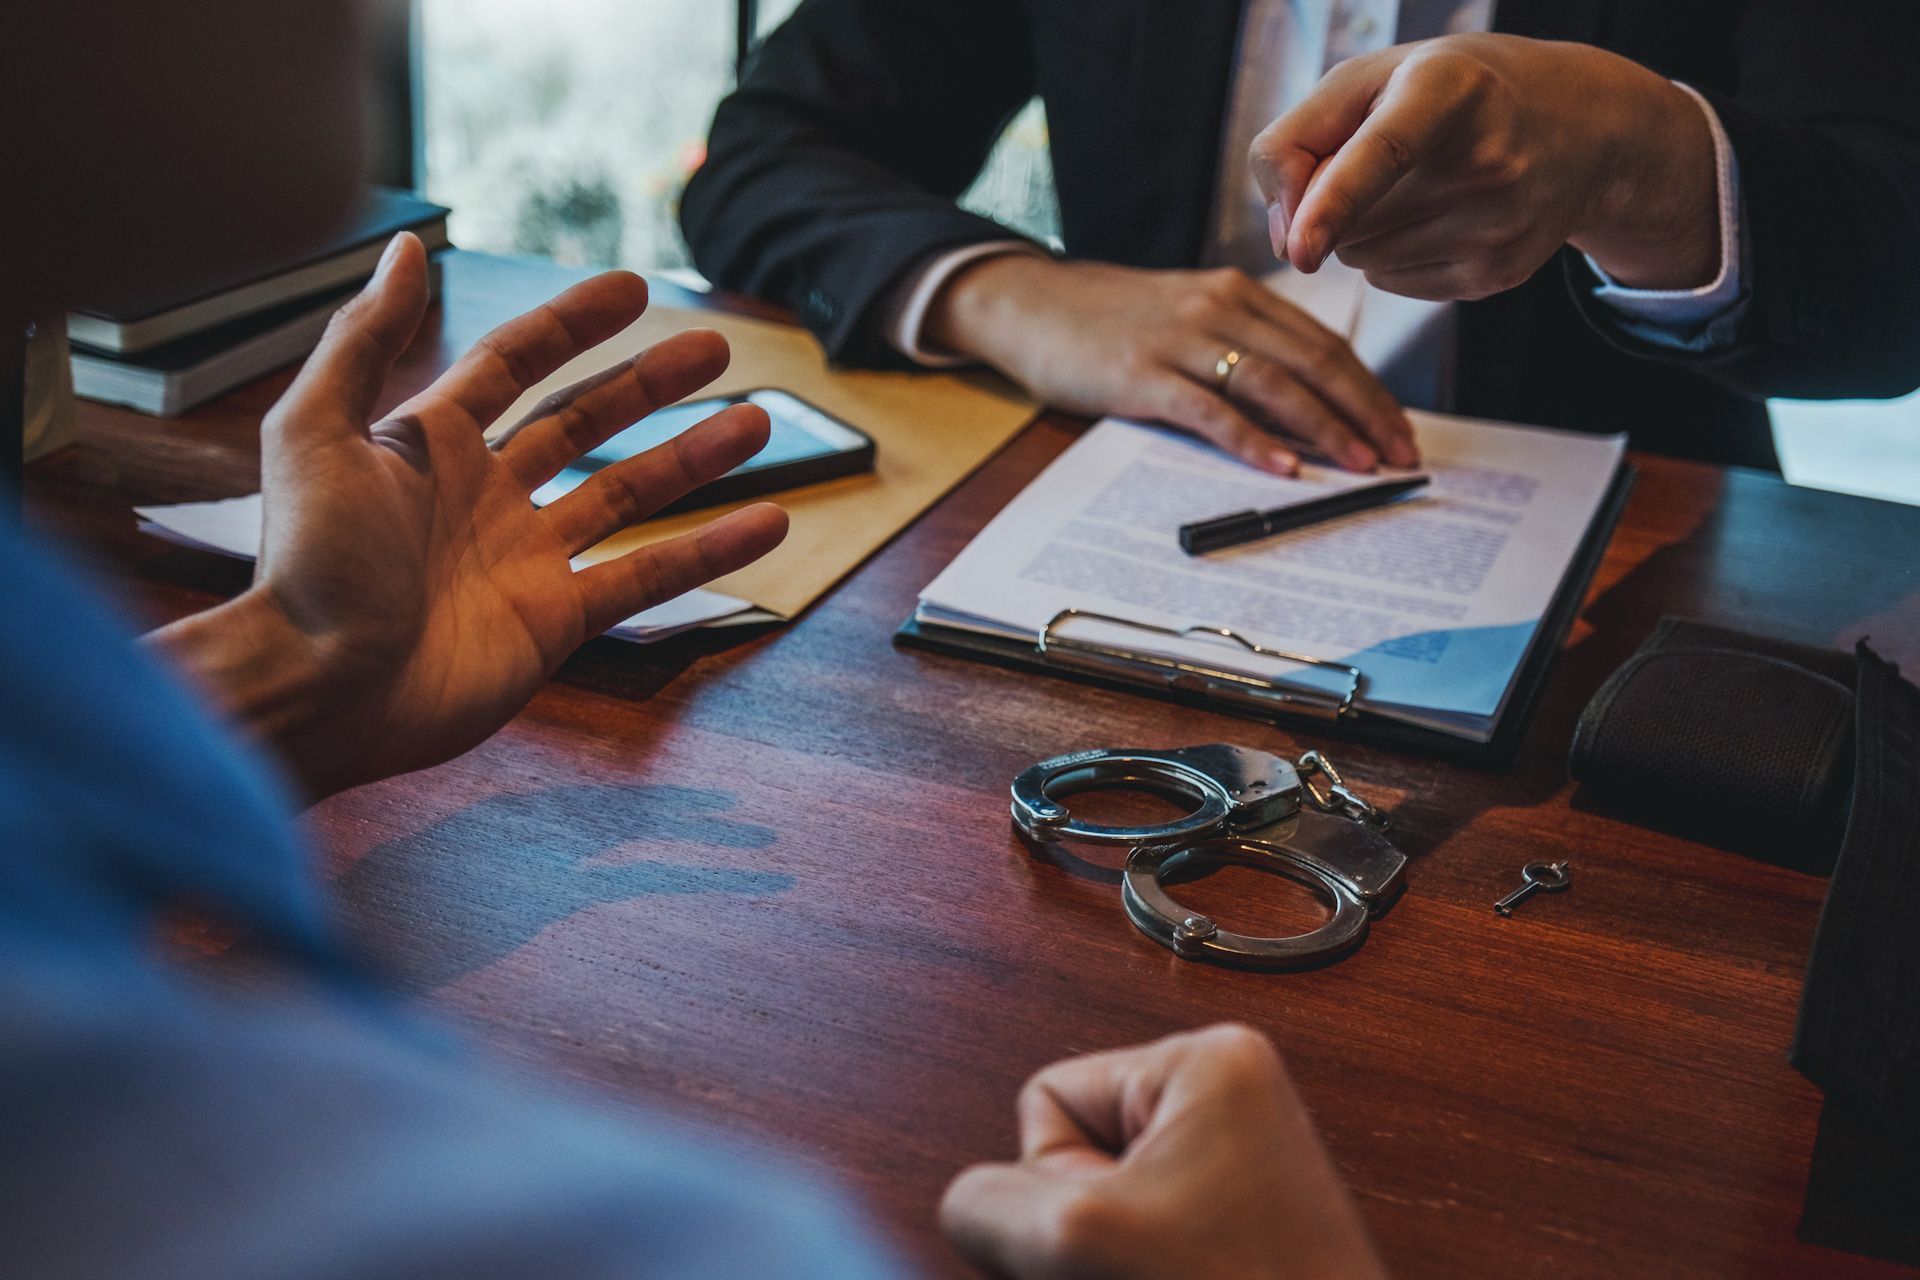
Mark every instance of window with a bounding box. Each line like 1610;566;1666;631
418;0;1059;274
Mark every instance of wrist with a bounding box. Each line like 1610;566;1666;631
923;252;1063;368
146;586;354;802
1570;69;1720;290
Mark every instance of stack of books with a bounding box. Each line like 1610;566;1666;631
69;188;451;417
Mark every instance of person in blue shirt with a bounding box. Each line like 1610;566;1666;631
2;3;1387;1277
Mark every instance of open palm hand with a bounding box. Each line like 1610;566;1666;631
170;234;786;798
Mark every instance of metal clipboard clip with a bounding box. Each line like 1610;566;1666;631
1035;608;1363;721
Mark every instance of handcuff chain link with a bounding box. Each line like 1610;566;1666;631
1295;750;1392;830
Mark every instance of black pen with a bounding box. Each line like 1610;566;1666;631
1178;475;1430;555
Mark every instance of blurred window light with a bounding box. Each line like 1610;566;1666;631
420;0;1060;273
1772;392;1920;507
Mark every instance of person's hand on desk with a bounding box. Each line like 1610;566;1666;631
923;254;1417;475
942;1023;1388;1280
1253;34;1721;301
149;233;788;801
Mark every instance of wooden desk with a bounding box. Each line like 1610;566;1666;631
28;251;1920;1278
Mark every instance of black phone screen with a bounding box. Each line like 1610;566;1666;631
531;388;873;513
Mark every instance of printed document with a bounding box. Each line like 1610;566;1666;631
915;414;1625;741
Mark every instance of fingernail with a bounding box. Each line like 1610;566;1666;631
1267;445;1300;475
1267;205;1291;261
1346;444;1379;472
1300;228;1326;272
374;235;404;282
1381;429;1417;468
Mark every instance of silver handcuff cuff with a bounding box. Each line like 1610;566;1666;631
1010;744;1406;969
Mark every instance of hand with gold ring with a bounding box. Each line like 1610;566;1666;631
921;255;1417;475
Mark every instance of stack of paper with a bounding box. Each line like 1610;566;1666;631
135;494;774;643
913;413;1626;743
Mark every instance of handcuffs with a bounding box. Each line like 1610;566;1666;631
1011;744;1406;969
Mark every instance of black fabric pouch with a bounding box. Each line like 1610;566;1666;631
1570;618;1855;872
1571;617;1920;1146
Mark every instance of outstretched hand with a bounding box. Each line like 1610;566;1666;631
152;233;787;800
941;1024;1388;1280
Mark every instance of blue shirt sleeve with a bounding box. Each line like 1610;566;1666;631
0;521;912;1280
0;522;328;963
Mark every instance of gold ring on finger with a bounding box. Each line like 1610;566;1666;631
1215;348;1243;391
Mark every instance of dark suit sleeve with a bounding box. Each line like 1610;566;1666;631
680;0;1040;366
1570;0;1920;400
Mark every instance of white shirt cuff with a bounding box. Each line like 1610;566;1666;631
881;240;1050;367
1583;82;1747;348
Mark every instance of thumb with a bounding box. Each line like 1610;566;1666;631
1250;55;1390;225
940;1161;1121;1280
273;231;431;439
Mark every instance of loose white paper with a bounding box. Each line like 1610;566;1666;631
133;493;766;644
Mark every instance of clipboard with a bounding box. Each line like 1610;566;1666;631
895;462;1636;769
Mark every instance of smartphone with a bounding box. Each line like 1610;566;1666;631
530;388;875;516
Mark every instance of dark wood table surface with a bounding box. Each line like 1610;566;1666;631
27;250;1920;1279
